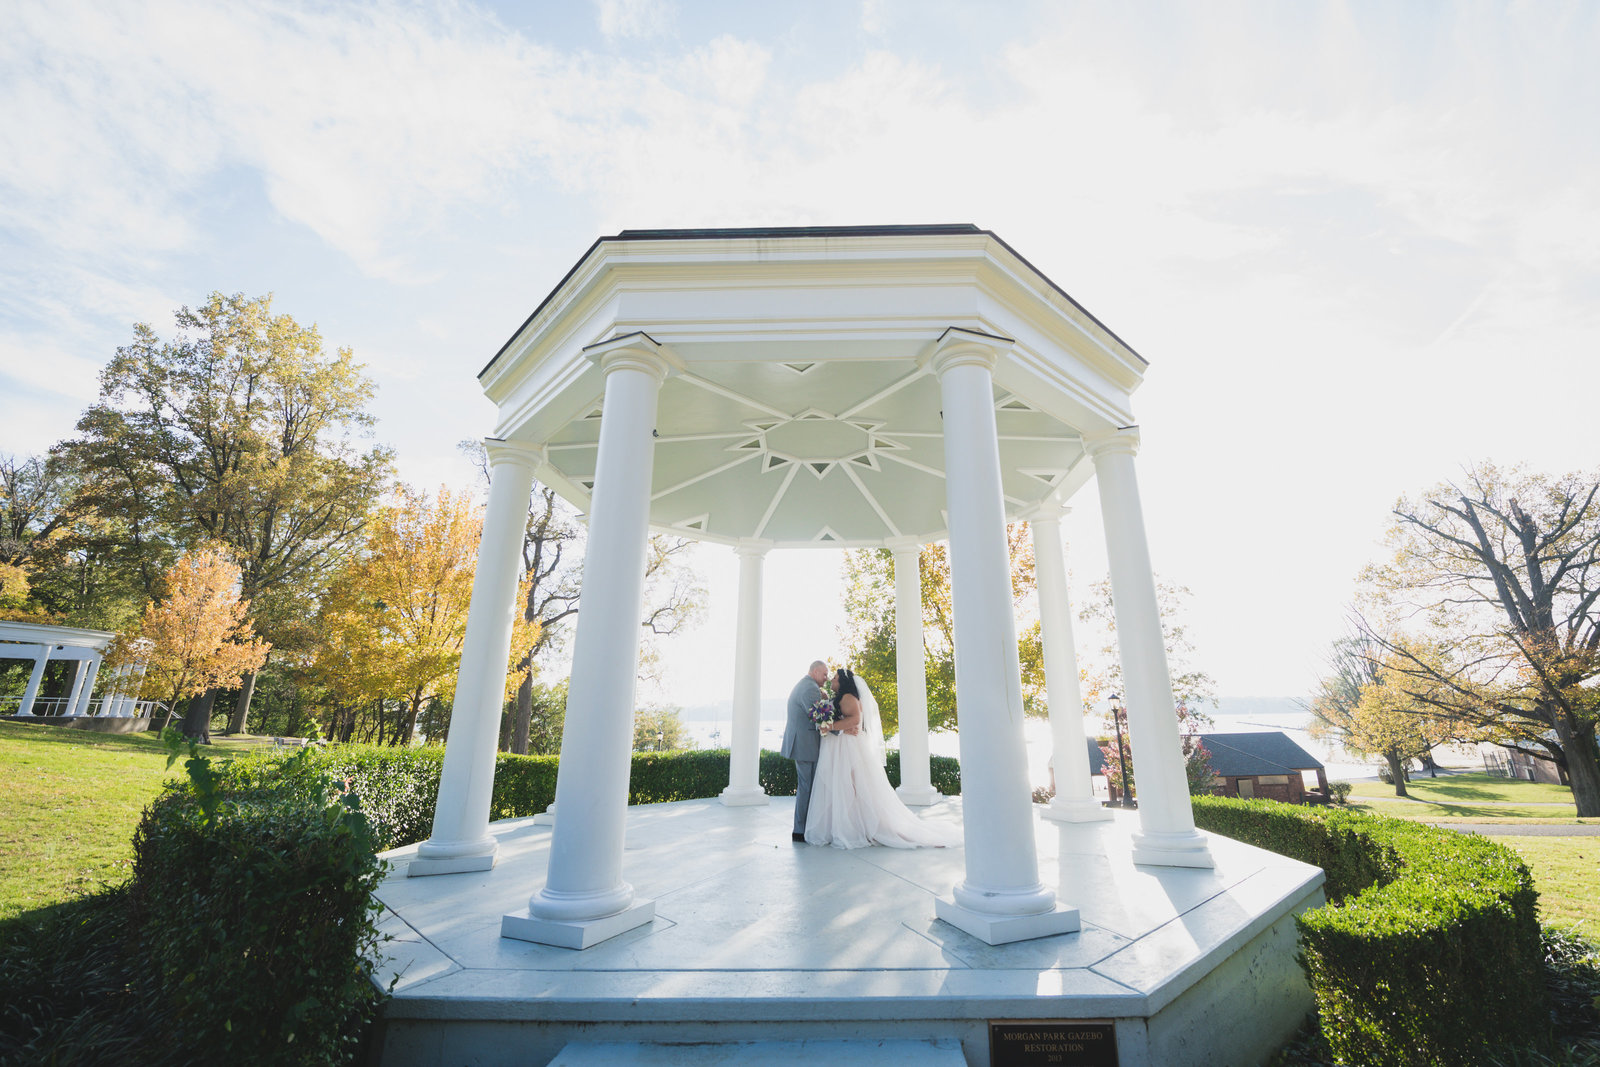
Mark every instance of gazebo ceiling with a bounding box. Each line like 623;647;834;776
481;225;1149;548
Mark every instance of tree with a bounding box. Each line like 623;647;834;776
1309;634;1452;797
459;440;706;753
123;548;269;733
1077;578;1217;798
633;704;688;752
64;293;393;731
314;486;538;745
838;525;1043;737
1358;463;1600;815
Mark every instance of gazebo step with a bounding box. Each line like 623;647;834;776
549;1038;967;1066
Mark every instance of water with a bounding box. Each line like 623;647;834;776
682;702;1387;786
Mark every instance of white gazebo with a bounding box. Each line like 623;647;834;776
413;225;1213;951
0;620;152;726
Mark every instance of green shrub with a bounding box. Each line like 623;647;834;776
0;890;178;1066
1192;796;1546;1066
220;744;964;853
130;752;388;1066
1327;780;1352;805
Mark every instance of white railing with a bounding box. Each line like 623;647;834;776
0;695;166;719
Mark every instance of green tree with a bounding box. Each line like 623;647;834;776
838;525;1043;737
633;704;688;752
63;292;393;731
1359;463;1600;815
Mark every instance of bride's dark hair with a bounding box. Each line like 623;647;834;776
833;668;859;699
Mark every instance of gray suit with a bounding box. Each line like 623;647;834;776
780;674;824;834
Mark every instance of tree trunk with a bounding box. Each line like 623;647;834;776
1385;751;1409;797
512;671;533;755
400;693;422;746
225;668;260;735
1555;715;1600;817
182;689;218;744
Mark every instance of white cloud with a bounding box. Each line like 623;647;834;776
593;0;674;40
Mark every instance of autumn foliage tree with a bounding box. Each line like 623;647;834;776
314;486;537;745
124;548;269;732
63;293;393;731
1358;463;1600;815
1309;633;1454;797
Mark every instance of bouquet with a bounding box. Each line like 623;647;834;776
808;689;839;730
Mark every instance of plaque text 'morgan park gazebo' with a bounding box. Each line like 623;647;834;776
412;225;1213;950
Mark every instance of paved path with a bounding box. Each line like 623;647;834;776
1429;822;1600;836
1362;795;1575;807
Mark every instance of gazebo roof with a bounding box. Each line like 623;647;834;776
481;225;1150;548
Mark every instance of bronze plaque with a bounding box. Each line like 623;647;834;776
989;1019;1118;1066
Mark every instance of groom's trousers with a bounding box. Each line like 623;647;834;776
793;758;817;835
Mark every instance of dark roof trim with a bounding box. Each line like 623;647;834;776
479;224;1146;380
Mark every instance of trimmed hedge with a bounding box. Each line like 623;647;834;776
130;753;389;1065
1191;796;1546;1066
222;745;963;852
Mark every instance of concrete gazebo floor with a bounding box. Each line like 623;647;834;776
370;798;1324;1067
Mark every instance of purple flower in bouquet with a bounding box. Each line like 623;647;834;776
808;691;839;728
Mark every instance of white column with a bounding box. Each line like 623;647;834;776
128;661;150;718
72;655;103;716
409;438;541;876
721;541;769;806
888;537;938;806
928;329;1078;946
1087;429;1213;868
1032;511;1111;823
62;658;88;716
17;645;49;716
505;334;677;950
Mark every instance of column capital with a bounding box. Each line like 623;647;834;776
483;438;545;471
925;327;1013;378
884;535;924;557
1083;426;1141;460
733;539;772;559
583;331;684;383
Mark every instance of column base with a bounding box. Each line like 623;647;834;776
896;784;943;807
935;897;1080;946
502;898;655;950
1042;796;1113;823
1131;828;1216;869
718;786;769;807
408;836;498;877
533;804;556;826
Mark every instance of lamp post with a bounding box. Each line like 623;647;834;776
1110;693;1134;808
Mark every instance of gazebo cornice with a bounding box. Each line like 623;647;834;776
480;226;1148;402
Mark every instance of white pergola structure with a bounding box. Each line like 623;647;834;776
0;621;125;717
413;225;1212;950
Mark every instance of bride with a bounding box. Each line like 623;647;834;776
805;668;958;850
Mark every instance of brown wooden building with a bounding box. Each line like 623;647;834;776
1197;732;1328;804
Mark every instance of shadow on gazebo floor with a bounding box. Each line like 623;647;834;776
370;796;1323;1067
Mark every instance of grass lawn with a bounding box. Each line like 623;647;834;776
1499;835;1600;934
1345;770;1596;821
0;721;260;921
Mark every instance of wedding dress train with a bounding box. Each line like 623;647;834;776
805;730;957;849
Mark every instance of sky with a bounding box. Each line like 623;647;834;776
2;0;1597;710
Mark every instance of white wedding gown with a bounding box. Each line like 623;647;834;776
804;688;957;850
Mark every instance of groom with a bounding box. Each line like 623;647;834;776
781;659;829;842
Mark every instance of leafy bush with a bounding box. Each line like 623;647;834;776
220;744;965;853
1327;780;1352;805
0;890;178;1066
1193;796;1546;1066
130;747;389;1066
